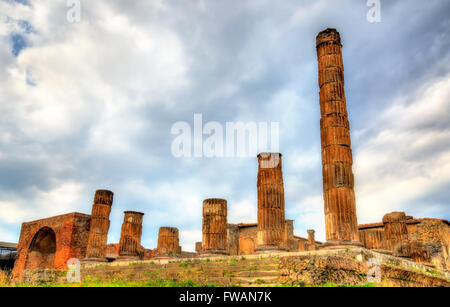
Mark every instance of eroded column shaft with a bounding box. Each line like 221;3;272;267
383;212;410;256
317;28;359;244
157;227;181;255
202;198;227;253
256;153;286;250
85;190;113;260
119;211;144;258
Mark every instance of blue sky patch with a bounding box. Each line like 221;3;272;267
10;33;27;56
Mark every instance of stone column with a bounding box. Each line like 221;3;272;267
255;153;287;252
383;212;410;257
316;28;361;247
307;230;316;251
119;211;144;260
202;198;228;255
85;190;113;261
157;227;181;256
195;242;203;254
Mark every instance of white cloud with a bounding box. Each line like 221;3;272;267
355;76;450;223
0;181;86;224
0;0;449;251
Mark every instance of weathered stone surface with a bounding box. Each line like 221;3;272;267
383;212;410;257
85;190;113;260
256;153;287;251
227;224;239;256
406;219;450;269
12;213;91;281
359;228;386;250
157;227;181;256
307;230;316;251
279;248;450;287
202;198;228;254
195;242;202;254
317;29;360;246
359;217;450;270
119;211;144;259
22;248;450;287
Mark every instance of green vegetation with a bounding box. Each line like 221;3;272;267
318;282;376;288
0;270;11;287
7;277;217;288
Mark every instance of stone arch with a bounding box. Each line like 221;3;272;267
24;227;57;270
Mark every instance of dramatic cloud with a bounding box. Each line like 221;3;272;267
0;0;449;251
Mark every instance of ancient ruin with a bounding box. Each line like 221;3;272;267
7;28;450;285
118;211;145;260
256;153;287;252
202;198;228;255
85;190;113;261
12;213;91;281
157;227;181;256
316;28;361;246
359;214;449;270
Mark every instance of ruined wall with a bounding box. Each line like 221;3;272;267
227;224;239;256
106;243;120;257
358;218;449;270
223;222;319;255
238;225;258;255
316;28;360;245
296;238;308;252
359;227;386;250
407;219;450;270
12;213;91;281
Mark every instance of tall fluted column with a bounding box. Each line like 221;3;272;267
383;212;410;257
119;211;144;259
85;190;113;261
202;198;228;255
255;153;287;252
157;227;181;256
316;28;361;247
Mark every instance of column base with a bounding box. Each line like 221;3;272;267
254;245;289;254
322;240;364;249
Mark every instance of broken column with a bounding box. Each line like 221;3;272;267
255;153;287;252
119;211;144;260
85;190;113;261
157;227;181;256
195;242;203;254
307;230;316;251
383;212;410;257
202;198;228;255
316;28;361;247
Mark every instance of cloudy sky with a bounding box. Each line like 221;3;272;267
0;0;449;251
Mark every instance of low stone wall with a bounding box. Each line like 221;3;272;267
19;248;450;287
279;248;450;287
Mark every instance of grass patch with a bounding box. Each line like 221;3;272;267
318;283;376;288
12;277;218;288
0;270;11;287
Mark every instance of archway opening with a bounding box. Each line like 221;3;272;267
25;227;56;270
